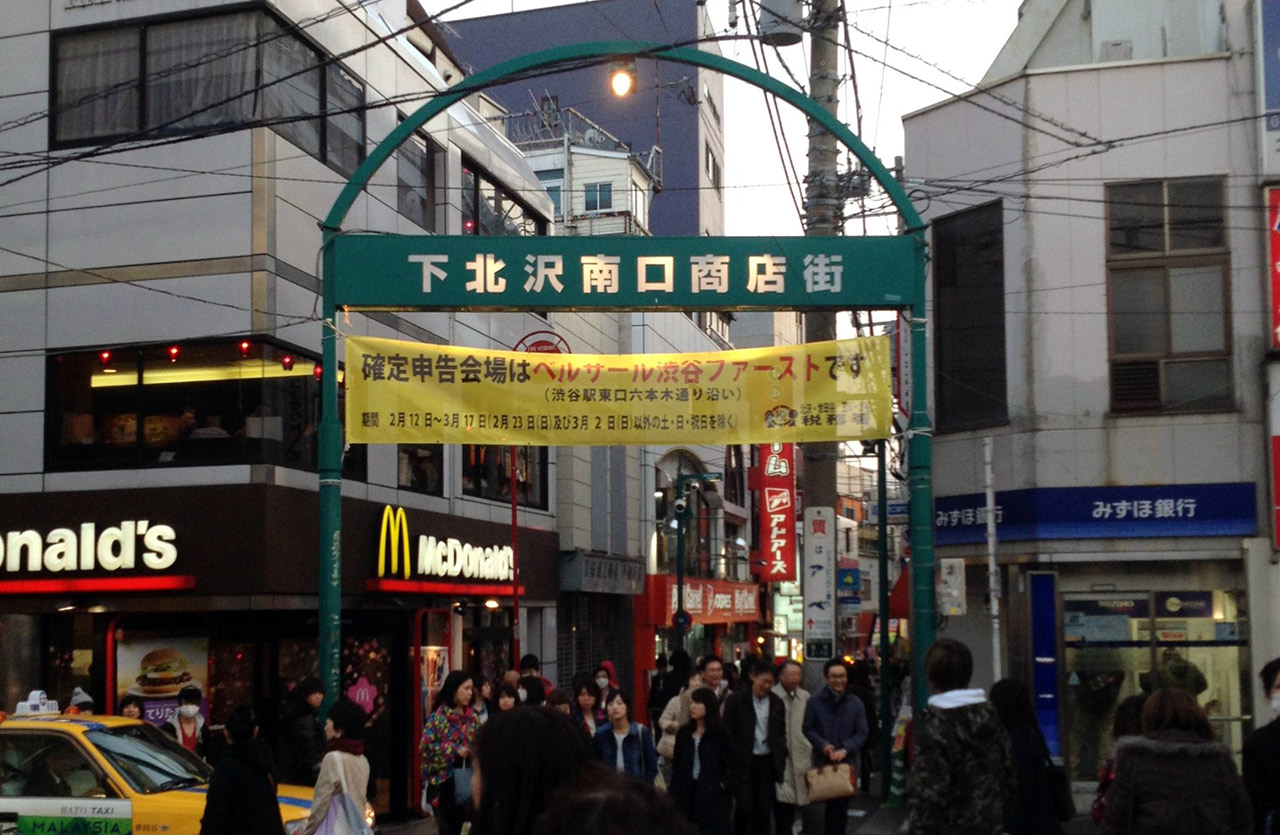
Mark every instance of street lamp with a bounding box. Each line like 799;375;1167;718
672;471;721;651
609;60;637;97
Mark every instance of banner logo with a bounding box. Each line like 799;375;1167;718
378;506;410;579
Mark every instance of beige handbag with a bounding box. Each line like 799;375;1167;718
656;732;676;760
805;762;857;803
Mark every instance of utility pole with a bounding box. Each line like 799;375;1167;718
801;0;841;692
985;436;1001;680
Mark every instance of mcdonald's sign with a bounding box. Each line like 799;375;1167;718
372;505;516;589
378;506;411;580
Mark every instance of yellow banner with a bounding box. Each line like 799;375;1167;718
344;335;892;446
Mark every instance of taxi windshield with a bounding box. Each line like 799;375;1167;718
85;724;212;793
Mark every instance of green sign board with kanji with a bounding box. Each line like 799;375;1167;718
330;235;923;311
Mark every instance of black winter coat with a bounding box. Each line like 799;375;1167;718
1241;718;1280;835
277;706;325;786
199;742;285;835
670;724;737;833
1100;729;1251;835
721;688;786;786
1003;724;1063;835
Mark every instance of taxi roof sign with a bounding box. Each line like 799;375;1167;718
14;690;59;715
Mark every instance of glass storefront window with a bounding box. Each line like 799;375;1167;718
1061;589;1248;780
45;339;364;479
398;444;444;495
461;444;547;509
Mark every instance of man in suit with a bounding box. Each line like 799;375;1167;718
724;657;787;835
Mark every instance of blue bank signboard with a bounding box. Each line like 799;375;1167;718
934;483;1256;545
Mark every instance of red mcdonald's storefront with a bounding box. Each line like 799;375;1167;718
631;574;762;705
0;484;558;821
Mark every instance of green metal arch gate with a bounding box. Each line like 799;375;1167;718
317;40;936;721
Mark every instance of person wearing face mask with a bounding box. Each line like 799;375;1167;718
594;664;620;703
162;685;210;758
1244;657;1280;835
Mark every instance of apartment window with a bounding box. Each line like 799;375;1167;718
397;127;438;231
45;339;364;480
584;182;612;212
461;445;548;509
1107;178;1230;412
704;143;721;193
51;10;365;177
537;169;564;217
461;159;546;235
933;201;1008;431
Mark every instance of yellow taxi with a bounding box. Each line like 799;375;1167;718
0;713;314;834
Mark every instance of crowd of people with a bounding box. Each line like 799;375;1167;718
45;641;1280;835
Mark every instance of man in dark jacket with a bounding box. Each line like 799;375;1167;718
277;677;325;786
200;704;285;835
1244;656;1280;835
723;658;786;835
803;658;869;835
908;639;1015;835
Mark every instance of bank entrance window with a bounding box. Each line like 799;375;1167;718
1061;589;1247;781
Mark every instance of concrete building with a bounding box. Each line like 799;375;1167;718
0;0;574;817
903;0;1274;779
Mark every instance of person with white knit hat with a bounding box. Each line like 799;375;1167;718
67;687;94;715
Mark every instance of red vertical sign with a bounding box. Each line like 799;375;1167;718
751;443;797;582
1269;188;1280;349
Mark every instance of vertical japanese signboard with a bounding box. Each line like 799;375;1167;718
752;443;797;582
803;507;836;659
1261;2;1280;176
1269;188;1280;349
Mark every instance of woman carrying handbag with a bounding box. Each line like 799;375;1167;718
421;671;480;835
302;697;372;835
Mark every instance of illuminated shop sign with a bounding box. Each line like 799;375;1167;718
0;521;193;593
371;506;519;596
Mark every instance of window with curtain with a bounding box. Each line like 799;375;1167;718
54;28;141;142
51;9;363;177
397;128;437;231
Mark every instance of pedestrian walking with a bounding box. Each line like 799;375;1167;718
1100;687;1251;835
1092;693;1148;825
277;677;325;786
470;706;592;835
163;685;211;759
670;687;737;835
302;697;371;835
200;704;284;835
545;689;572;715
649;653;672;736
990;678;1063;835
570;676;607;738
699;655;730;704
803;659;868;835
518;676;546;707
495;683;519;712
594;662;621;702
907;639;1014;835
723;657;785;835
593;690;658;784
1244;657;1280;835
519;654;556;696
420;671;479;835
848;661;878;795
659;670;704;742
772;660;812;835
472;675;493;725
117;695;145;720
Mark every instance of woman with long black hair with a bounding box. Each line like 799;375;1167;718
470;707;593;835
420;671;479;835
669;687;736;835
990;678;1064;835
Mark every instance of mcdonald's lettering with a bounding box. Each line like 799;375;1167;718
376;505;514;582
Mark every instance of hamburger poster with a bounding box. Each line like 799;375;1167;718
115;638;208;725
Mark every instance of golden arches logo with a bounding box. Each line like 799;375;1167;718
378;506;411;579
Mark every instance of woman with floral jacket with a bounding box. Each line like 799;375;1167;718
421;671;480;835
